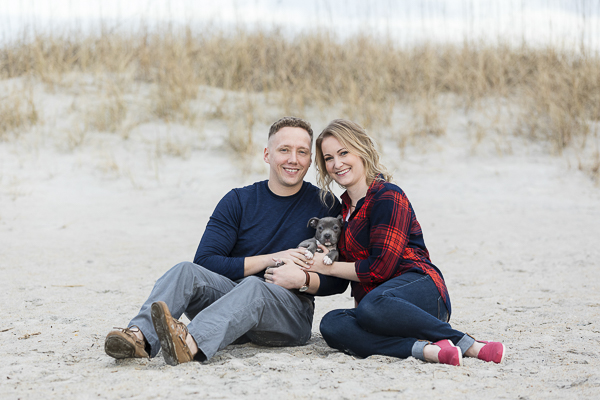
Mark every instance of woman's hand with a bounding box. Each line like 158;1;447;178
264;258;306;290
304;244;360;282
304;244;334;275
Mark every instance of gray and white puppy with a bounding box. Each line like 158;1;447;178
298;216;343;265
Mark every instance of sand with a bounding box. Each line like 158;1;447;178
1;83;599;399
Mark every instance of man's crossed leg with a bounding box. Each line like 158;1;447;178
105;262;313;364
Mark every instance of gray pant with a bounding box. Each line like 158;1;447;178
129;262;314;360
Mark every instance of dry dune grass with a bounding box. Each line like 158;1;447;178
0;24;599;178
0;85;38;140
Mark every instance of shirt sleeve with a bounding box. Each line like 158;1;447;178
193;190;245;280
354;189;412;286
316;274;349;296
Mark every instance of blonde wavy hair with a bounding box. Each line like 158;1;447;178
315;119;392;203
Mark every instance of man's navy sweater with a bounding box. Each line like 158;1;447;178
194;180;348;296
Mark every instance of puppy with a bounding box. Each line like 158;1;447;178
298;216;343;265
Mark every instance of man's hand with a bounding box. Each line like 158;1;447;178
270;248;313;269
264;259;306;290
244;247;312;277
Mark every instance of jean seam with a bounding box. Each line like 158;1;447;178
381;275;430;298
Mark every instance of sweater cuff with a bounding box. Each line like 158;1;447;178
315;274;349;296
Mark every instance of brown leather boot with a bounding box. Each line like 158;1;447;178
151;301;194;366
105;326;149;359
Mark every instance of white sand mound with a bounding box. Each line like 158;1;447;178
1;86;599;399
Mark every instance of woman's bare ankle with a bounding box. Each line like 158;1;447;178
422;344;440;363
464;341;484;358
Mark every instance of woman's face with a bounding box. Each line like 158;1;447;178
321;135;366;189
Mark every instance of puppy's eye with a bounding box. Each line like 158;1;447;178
333;226;339;230
318;227;323;230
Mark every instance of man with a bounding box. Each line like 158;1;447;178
105;116;347;365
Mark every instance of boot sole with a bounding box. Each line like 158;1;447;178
151;301;178;366
105;335;138;359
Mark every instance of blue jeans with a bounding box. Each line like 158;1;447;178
319;272;474;360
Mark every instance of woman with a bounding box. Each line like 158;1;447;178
306;119;505;366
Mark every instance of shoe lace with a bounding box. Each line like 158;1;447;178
113;326;144;345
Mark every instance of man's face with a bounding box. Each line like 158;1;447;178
264;126;312;196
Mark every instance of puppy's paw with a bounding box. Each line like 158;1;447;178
323;256;333;265
304;250;314;260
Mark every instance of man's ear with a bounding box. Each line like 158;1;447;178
263;147;270;164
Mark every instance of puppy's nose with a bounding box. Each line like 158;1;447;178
323;233;331;239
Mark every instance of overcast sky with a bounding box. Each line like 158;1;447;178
2;0;599;50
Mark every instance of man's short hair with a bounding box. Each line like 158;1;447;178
268;116;313;147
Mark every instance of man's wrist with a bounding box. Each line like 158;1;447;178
243;254;277;277
298;270;310;292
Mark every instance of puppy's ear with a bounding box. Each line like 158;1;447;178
337;214;344;224
308;217;320;228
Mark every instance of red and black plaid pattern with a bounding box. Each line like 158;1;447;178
339;178;450;308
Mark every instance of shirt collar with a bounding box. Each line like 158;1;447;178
340;174;386;210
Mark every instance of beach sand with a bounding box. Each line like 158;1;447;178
1;83;599;399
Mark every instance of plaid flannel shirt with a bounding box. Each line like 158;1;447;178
339;178;450;313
